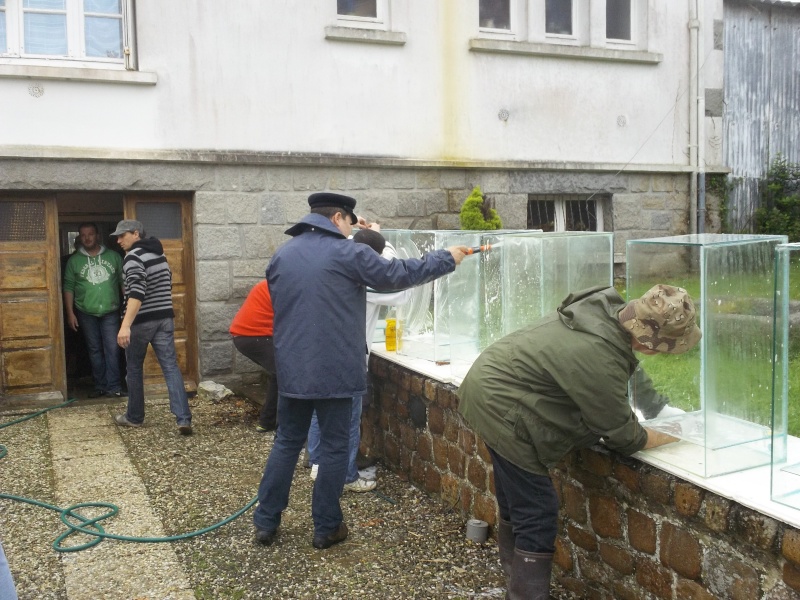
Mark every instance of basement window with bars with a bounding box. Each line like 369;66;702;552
527;194;606;232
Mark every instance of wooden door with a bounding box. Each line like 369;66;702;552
122;195;198;393
0;196;66;408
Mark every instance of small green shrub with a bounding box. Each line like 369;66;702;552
460;186;503;230
755;155;800;241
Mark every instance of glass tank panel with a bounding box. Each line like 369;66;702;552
449;231;613;381
771;243;800;509
382;230;482;363
628;234;786;478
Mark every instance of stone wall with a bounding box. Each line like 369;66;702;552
363;354;800;600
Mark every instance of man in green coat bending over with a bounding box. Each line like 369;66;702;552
457;284;701;599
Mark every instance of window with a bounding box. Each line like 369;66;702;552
607;0;632;41
479;0;510;30
545;0;573;36
337;0;376;18
527;195;605;232
0;0;131;65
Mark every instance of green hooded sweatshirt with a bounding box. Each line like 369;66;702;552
63;245;123;317
457;286;648;475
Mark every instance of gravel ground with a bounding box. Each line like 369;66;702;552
0;393;508;599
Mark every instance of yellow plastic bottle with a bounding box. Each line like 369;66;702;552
385;318;397;351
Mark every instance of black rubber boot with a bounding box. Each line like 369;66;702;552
507;548;553;600
497;518;515;577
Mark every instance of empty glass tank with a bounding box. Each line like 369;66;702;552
449;231;613;380
628;234;786;477
771;243;800;509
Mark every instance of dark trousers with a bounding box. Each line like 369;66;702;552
253;394;352;536
488;446;559;553
233;335;278;428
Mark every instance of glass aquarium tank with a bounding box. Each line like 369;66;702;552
381;230;482;363
449;231;613;381
628;233;786;478
771;243;800;509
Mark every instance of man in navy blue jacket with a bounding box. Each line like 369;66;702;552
253;192;468;549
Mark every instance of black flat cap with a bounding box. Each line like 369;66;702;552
308;192;358;225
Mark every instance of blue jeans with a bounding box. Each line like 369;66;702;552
488;447;559;553
308;395;362;483
124;318;191;426
75;308;122;393
0;542;17;600
253;395;351;537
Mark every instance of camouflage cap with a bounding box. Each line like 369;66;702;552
618;284;702;355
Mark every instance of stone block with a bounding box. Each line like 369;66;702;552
562;480;588;524
284;193;311;224
494;194;528;229
195;192;229;224
660;522;702;580
224;194;259;224
197;302;240;342
703;495;731;532
635;556;673;599
435;213;461;230
784;562;800;594
440;170;467;189
674;483;704;518
196;261;231;302
589;494;622;539
458;428;475;455
640;193;667;210
628;509;656;554
267;167;294;191
292;168;330;191
232;259;269;278
443;414;460;442
447;444;466;476
415;170;440;189
704;549;761;600
650;211;673;230
356;190;399;221
473;493;497;526
599;541;635;575
440;472;460;506
580;448;612;476
733;508;778;551
195;226;242;260
371;169;416;189
782;528;800;565
652;175;675;192
626;174;651;193
613;463;640;493
567;524;598;552
641;471;672;505
676;579;717;600
613;197;644;230
432;436;449;470
260;193;288;225
475;171;511;194
200;341;233;375
554;537;574;572
467;457;488;490
417;434;433;461
242;226;287;259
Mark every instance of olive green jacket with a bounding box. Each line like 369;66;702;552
457;286;648;475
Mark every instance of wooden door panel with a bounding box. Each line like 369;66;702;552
0;250;49;289
3;348;53;387
1;299;50;339
0;197;65;406
123;195;197;392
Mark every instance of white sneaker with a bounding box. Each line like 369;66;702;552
344;477;377;493
310;464;319;481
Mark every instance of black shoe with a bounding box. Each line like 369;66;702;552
312;522;348;550
105;390;127;398
255;422;276;433
178;424;193;436
255;527;277;546
356;452;378;470
87;389;105;399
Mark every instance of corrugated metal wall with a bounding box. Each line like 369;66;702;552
724;1;800;231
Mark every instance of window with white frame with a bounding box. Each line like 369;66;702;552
527;194;606;232
606;0;632;41
545;0;573;36
0;0;132;65
479;0;511;30
337;0;376;18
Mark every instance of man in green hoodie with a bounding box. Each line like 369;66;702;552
63;222;124;398
457;284;701;600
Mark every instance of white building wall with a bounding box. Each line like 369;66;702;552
0;0;705;167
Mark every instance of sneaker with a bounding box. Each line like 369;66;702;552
254;527;277;546
343;477;376;493
114;414;142;428
178;424;193;436
105;390;126;398
255;423;275;433
312;522;348;550
310;464;319;481
88;389;105;399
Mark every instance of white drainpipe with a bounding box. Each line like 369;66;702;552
689;0;700;235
